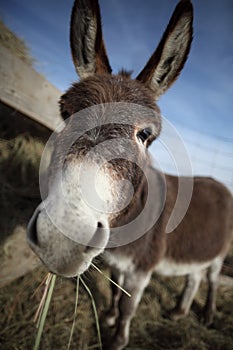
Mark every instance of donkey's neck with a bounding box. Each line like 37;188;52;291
105;165;167;266
110;165;165;229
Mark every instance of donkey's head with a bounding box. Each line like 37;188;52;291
27;0;193;277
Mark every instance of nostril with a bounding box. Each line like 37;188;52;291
84;222;106;253
27;209;40;246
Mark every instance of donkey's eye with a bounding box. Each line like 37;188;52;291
136;128;152;143
61;110;70;120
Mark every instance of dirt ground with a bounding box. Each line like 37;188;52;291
0;115;233;350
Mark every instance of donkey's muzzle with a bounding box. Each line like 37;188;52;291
27;205;41;247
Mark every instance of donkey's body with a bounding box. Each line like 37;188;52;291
27;1;233;349
102;171;232;349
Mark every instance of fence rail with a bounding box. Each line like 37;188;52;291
0;44;63;131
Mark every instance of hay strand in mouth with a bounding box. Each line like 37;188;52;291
33;273;52;325
67;276;80;350
80;277;102;350
31;273;50;301
33;273;56;350
91;263;131;297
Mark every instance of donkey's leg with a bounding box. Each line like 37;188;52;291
106;267;124;327
170;271;203;321
106;270;151;350
204;258;223;325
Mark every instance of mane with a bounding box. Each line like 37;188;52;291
118;69;133;78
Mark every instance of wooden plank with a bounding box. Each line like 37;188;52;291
0;44;64;131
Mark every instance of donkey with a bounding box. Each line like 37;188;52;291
27;1;233;349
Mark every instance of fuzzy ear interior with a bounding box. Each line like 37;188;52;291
137;0;193;99
70;0;112;79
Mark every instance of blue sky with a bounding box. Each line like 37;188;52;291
1;0;233;189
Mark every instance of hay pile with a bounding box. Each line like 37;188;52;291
0;19;34;67
0;134;43;244
0;263;233;350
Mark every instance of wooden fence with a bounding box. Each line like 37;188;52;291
0;45;64;287
0;44;63;131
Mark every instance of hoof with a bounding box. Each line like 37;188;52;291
105;310;118;327
106;315;117;327
169;307;187;321
203;304;215;326
203;311;214;327
103;340;127;350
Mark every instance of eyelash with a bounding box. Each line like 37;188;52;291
136;128;152;143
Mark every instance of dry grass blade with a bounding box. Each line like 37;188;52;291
33;273;56;350
80;277;102;350
33;273;52;325
67;276;80;350
31;273;50;301
91;263;131;297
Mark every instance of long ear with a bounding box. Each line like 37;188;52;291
70;0;112;79
137;0;193;99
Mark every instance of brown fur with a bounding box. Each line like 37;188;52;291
70;0;112;77
27;1;233;349
107;173;233;270
165;176;233;262
137;0;193;96
60;74;159;119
